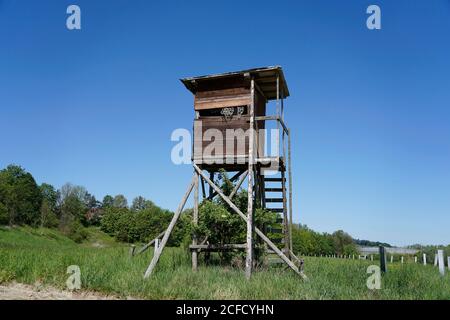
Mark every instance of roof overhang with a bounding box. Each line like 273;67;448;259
180;66;290;101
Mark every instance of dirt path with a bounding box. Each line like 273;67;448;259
0;282;121;300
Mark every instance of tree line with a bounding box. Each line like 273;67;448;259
0;164;366;257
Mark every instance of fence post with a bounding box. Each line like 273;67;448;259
154;238;160;258
438;250;445;276
448;257;450;271
423;253;427;266
379;246;387;273
129;245;136;257
414;256;417;263
401;256;404;264
434;254;438;266
390;255;394;263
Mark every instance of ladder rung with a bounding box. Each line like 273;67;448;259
264;178;285;182
267;208;284;213
266;198;283;203
265;188;283;192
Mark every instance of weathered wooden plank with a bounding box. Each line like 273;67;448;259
134;231;165;256
192;172;199;272
189;244;247;251
229;170;248;200
144;175;196;279
246;78;255;280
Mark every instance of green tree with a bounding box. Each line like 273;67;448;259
0;165;42;226
84;192;100;210
0;202;8;225
39;183;58;227
40;199;58;228
58;183;88;228
113;194;128;209
331;230;355;255
131;196;155;211
102;195;114;208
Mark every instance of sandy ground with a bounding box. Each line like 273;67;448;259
0;282;122;300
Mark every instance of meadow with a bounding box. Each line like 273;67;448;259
0;226;449;300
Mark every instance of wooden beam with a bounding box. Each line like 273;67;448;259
144;175;196;278
201;176;206;199
193;163;304;278
246;78;255;280
229;170;248;199
189;244;247;251
134;231;165;256
288;128;293;252
192;172;199;271
254;115;288;135
208;172;215;200
208;170;245;200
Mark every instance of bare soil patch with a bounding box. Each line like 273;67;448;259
0;282;121;300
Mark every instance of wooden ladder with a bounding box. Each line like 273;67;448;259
263;170;289;254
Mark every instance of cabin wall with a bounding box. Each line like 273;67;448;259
194;88;251;111
192;86;267;163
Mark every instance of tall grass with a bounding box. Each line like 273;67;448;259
0;227;449;299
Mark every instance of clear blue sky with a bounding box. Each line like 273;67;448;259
1;1;449;246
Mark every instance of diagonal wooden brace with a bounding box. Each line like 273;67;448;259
134;231;165;256
144;174;196;279
193;164;305;278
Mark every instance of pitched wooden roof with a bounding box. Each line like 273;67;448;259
181;66;290;100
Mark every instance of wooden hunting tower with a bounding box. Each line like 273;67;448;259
142;66;305;279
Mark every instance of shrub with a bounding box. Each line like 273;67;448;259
66;220;88;243
0;202;8;225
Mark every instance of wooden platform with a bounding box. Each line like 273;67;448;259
193;156;285;172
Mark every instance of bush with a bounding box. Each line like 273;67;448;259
66;220;88;243
0;202;8;225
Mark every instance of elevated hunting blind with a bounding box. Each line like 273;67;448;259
140;66;305;279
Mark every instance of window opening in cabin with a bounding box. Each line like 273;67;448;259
198;106;247;121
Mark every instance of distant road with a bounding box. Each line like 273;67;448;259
357;246;419;255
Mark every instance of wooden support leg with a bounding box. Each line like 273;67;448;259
144;175;196;279
246;165;254;280
194;164;305;279
192;172;199;271
288;129;294;254
246;78;255;280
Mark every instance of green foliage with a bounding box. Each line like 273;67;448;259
100;205;188;246
0;202;8;225
66;220;89;243
39;183;58;212
113;194;128;209
196;200;245;246
0;165;42;226
102;195;114;208
131;196;155;212
332;230;357;255
292;225;358;256
40;199;59;228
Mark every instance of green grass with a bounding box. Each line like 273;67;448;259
0;226;449;299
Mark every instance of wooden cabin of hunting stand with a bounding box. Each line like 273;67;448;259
181;66;290;171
